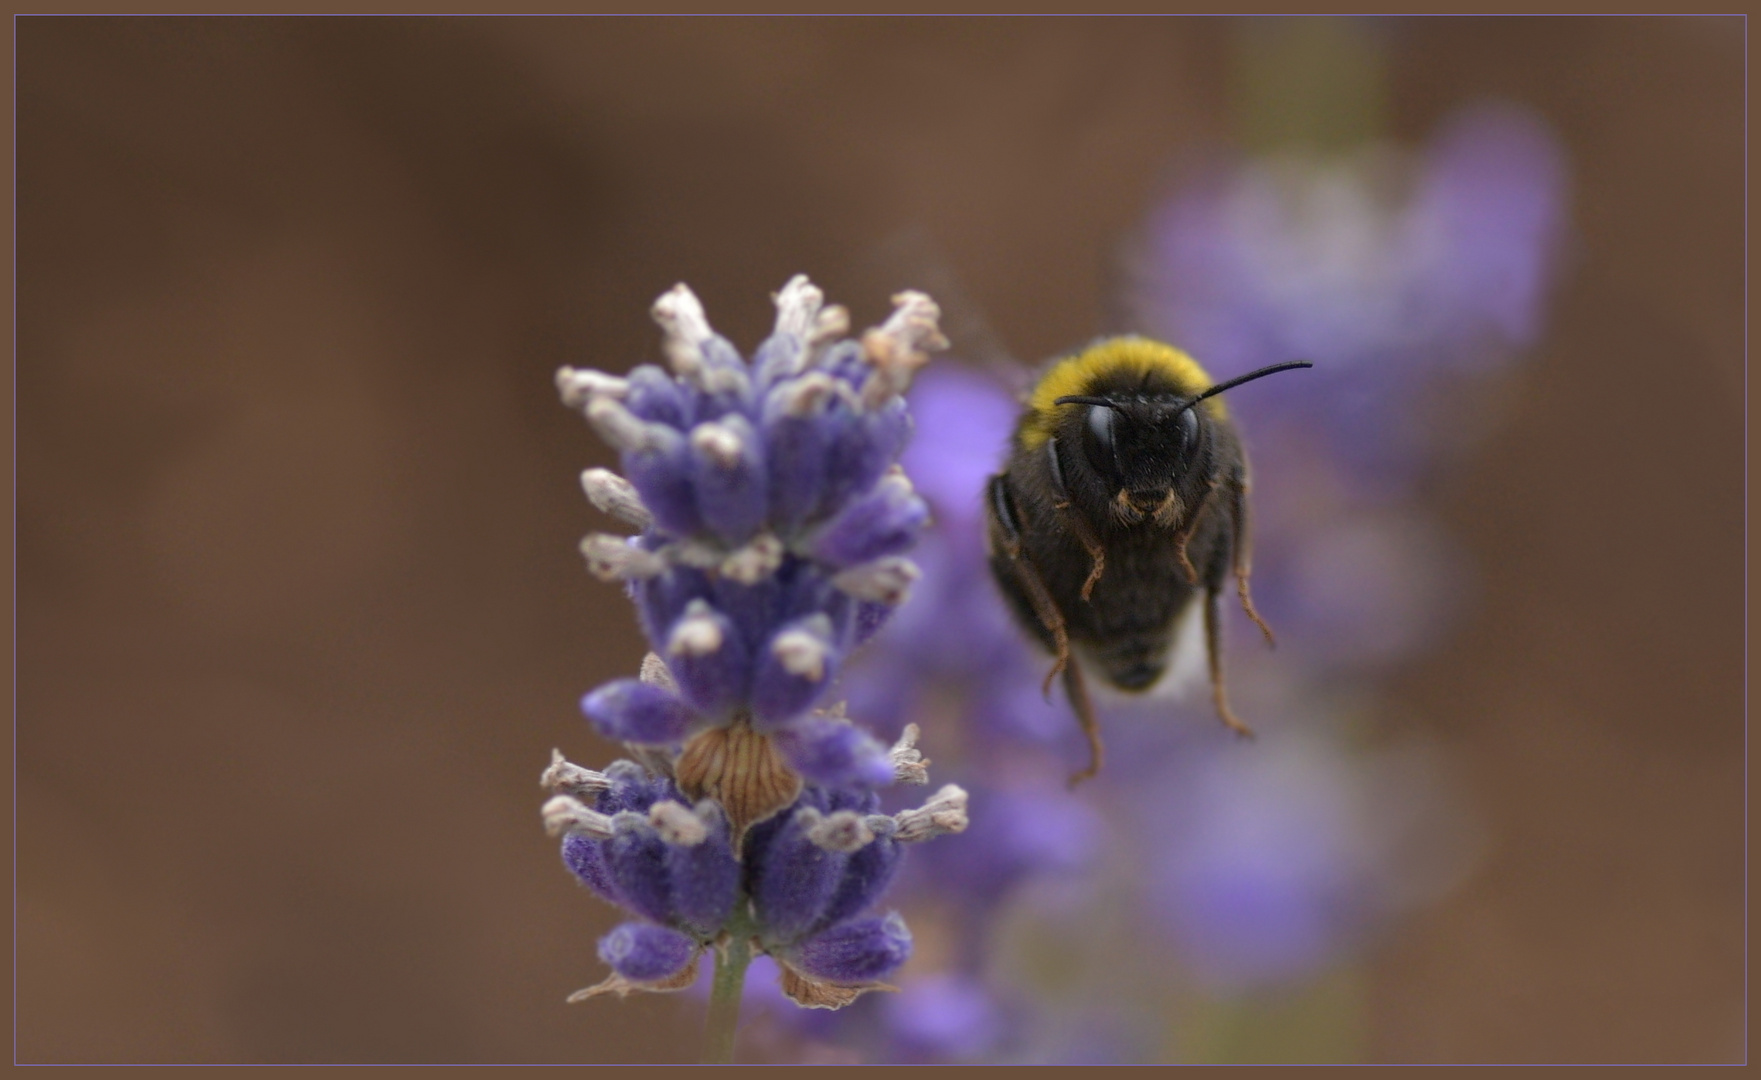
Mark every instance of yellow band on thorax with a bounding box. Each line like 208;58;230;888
1018;337;1220;450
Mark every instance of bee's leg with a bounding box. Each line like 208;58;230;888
988;474;1072;699
1225;473;1275;646
1061;656;1105;787
1058;510;1106;602
990;470;1107;783
1204;585;1257;741
1169;477;1219;586
1047;438;1105;601
1079;543;1105;602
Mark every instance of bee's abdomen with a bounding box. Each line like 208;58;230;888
1074;578;1191;691
1050;535;1197;690
1095;641;1173;690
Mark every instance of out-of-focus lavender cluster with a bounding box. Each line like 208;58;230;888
540;278;970;1012
737;100;1568;1063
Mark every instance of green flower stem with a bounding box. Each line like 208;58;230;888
702;902;757;1064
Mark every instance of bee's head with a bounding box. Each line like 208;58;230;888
1054;360;1312;518
1057;394;1210;512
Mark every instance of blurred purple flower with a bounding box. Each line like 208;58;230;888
909;782;1102;916
1140;734;1483;991
1131;101;1569;501
1142;738;1362;988
880;972;1010;1061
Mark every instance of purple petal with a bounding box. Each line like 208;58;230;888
751;331;805;391
597;921;699;983
690;415;768;545
601;819;674;926
594;760;679;816
807;476;928;568
761;393;835;533
750;617;841;727
623;364;689;428
663;602;751;717
580;679;695;745
621;463;700;540
560;833;618;902
708;572;789;662
665;805;740;938
772;715;896;789
1414;102;1568;353
634;566;715;654
619;430;702;540
822;399;910;514
747;805;851;945
788;912;913;984
696;335;757;419
815;824;903;931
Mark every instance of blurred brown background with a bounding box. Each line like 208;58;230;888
16;17;1743;1063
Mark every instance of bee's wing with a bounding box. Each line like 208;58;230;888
852;225;1037;399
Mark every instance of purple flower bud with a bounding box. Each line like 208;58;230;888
751;333;805;391
664;803;740;938
692;335;757;421
580;679;696;745
595;759;676;815
761;378;837;533
597;922;699;983
653;285;748;409
748;806;855;945
751;615;840;726
663;600;750;717
787;912;913;984
817;338;868;387
601;815;674;926
633;566;714;651
690;416;768;545
623;364;690;428
620;435;703;539
823;399;910;512
561;832;618;902
773;714;896;790
708;572;789;663
808;473;929;568
815;820;903;930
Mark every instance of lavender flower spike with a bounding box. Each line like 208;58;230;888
543;278;965;1031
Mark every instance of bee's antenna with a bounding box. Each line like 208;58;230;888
1058;361;1311;415
1174;361;1314;415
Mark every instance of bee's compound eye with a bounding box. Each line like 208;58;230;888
1083;404;1118;478
1175;407;1199;449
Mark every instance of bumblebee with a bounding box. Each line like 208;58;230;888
984;336;1311;785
